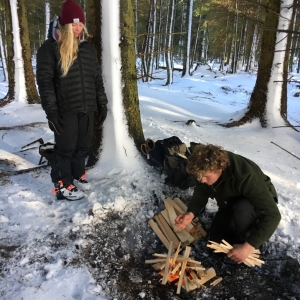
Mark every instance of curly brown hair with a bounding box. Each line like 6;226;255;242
186;144;229;180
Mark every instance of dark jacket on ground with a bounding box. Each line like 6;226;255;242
36;37;107;116
187;151;281;248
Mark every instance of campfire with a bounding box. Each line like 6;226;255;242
145;241;221;294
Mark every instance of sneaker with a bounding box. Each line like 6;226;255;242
73;173;92;191
52;180;85;201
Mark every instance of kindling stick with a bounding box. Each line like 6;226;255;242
271;141;300;160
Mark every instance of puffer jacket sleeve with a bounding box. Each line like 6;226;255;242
92;48;108;107
36;39;59;115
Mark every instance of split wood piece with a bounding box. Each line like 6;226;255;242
173;197;188;212
210;277;223;287
171;262;181;275
145;256;202;265
164;198;195;233
168;242;182;276
148;219;170;249
176;246;191;294
207;240;264;267
154;214;180;249
197;267;216;285
152;262;166;270
164;198;183;233
172;198;207;236
162;241;173;284
161;210;195;245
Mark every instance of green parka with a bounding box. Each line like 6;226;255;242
187;151;281;248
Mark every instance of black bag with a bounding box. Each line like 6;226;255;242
38;142;55;165
142;136;196;189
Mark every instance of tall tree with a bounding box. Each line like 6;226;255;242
1;0;14;103
182;0;194;76
17;0;40;103
226;0;294;128
99;0;144;169
86;0;104;166
120;0;145;146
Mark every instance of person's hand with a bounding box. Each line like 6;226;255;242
47;113;65;135
98;105;107;128
227;242;255;264
175;212;194;229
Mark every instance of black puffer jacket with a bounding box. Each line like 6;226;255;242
36;38;107;116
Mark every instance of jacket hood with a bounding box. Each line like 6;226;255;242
47;15;87;42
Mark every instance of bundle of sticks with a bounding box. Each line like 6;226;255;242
207;240;265;267
145;242;222;294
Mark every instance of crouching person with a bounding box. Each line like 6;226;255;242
175;144;281;264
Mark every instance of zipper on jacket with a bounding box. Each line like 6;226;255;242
77;49;87;112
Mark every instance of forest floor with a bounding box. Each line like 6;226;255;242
78;192;300;300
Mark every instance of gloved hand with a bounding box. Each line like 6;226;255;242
98;105;107;128
47;113;65;135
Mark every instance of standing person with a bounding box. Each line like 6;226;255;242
36;0;108;201
175;144;281;264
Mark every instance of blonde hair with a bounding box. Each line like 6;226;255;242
58;24;88;77
186;144;229;180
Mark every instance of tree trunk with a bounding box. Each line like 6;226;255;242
226;0;292;128
2;0;14;103
165;0;175;85
281;0;296;123
17;0;39;103
86;0;104;167
181;0;193;77
120;0;145;147
0;12;8;82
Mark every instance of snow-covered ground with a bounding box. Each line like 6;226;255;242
0;66;300;299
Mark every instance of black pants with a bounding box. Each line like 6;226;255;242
209;198;258;245
50;112;94;186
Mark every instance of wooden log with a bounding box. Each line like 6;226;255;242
148;219;170;249
171;262;181;275
176;246;191;294
152;262;166;270
164;199;182;233
210;277;223;287
197;267;216;285
154;215;171;242
162;241;173;284
161;210;194;244
157;214;181;248
173;197;188;212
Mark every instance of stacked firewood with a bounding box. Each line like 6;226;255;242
145;242;222;294
207;240;265;267
148;197;207;250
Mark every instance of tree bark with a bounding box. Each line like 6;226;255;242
226;0;280;127
120;0;145;147
2;0;15;103
17;0;40;104
86;0;104;167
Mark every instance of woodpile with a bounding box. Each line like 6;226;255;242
148;197;207;250
207;240;265;267
145;242;222;294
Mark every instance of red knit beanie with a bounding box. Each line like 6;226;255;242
60;0;85;25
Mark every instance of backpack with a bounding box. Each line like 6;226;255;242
38;142;55;165
142;136;196;189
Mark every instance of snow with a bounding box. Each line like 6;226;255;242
1;65;300;299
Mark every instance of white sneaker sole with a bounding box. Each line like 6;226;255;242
73;179;92;191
